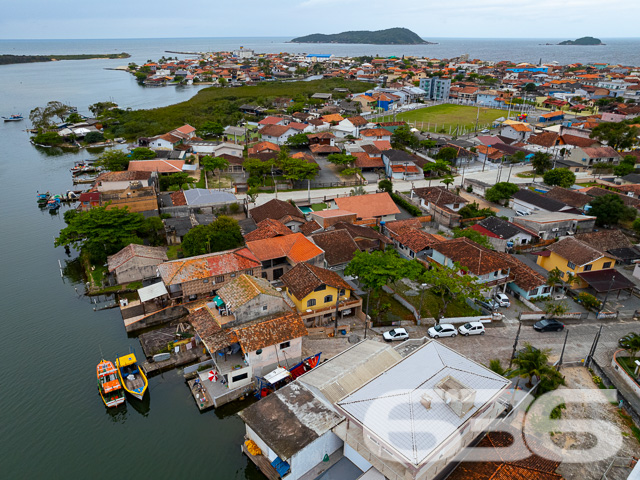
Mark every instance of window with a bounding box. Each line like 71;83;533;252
529;288;538;296
215;276;224;283
339;289;346;297
314;284;326;292
232;372;248;382
307;299;316;307
262;305;268;311
584;264;592;272
203;279;209;283
560;271;565;278
230;273;236;278
279;341;290;350
324;295;333;303
603;262;612;269
567;262;576;270
245;270;252;275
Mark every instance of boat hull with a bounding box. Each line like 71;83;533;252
97;360;126;408
115;354;148;400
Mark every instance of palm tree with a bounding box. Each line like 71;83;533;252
350;186;367;196
509;343;557;388
546;267;563;295
622;334;640;359
201;155;229;189
441;175;454;190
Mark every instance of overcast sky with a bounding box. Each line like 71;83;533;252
2;0;639;39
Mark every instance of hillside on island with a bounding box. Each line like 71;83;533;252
291;27;431;45
558;36;603;45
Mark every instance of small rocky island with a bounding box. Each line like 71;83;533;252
558;36;604;46
0;53;130;66
290;27;434;45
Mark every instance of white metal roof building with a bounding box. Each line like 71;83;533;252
334;341;510;479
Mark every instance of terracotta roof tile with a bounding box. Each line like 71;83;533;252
310;229;360;267
250;199;305;224
298;220;322;236
395;229;443;252
246;233;324;263
433;238;507;275
281;263;351;300
543;187;591;209
244;219;294;242
217;274;280;307
107;244;168;273
232;311;307;353
334;192;400;219
543;237;605;266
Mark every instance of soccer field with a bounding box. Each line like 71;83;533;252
396;104;507;135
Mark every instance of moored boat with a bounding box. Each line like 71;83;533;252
97;360;125;408
115;353;148;400
36;191;50;204
3;114;23;122
46;196;61;211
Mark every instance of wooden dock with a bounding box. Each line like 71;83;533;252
187;370;255;410
241;443;281;480
188;377;215;411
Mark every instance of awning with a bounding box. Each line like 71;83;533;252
212;296;224;307
577;269;635;293
264;367;291;385
138;282;169;302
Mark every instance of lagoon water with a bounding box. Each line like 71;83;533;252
0;36;638;479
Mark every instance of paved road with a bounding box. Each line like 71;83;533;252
368;319;640;370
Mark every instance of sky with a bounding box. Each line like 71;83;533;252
2;0;639;40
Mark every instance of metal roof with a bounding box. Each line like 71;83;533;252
298;340;402;404
183;188;237;206
138;282;168;303
336;341;510;467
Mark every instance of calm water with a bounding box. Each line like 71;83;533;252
0;36;638;478
2;37;640;65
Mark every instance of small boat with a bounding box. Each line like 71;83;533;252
46;196;61;211
97;360;125;408
3;114;23;122
152;353;171;363
36;191;50;204
115;353;148;400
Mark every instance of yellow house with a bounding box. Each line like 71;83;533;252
280;262;362;327
536;237;615;289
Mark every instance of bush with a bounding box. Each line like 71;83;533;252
32;131;63;145
84;131;105;144
390;193;421;216
577;292;601;310
229;203;240;214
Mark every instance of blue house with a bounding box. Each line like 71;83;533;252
506;256;552;301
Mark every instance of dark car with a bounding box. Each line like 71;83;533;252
619;333;640;348
533;318;564;332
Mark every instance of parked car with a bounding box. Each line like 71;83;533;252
494;293;511;308
619;333;640;348
515;210;529;216
428;323;458;339
383;328;409;342
476;298;499;311
533;318;565;332
480;129;490;133
458;322;486;336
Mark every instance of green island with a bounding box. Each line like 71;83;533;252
290;27;432;45
558;36;603;46
0;52;130;66
100;78;371;139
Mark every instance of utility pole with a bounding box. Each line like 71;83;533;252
508;322;522;370
557;330;569;370
585;325;603;368
598;275;617;314
333;291;341;337
364;290;371;339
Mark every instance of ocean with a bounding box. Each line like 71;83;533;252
2;36;640;67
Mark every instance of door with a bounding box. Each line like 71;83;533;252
273;268;284;280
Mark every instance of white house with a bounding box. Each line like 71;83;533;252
239;339;510;480
499;121;532;142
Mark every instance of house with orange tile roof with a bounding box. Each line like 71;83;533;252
245;233;325;281
157;247;262;301
258;124;298;145
333;192;400;224
359;128;392;141
567;146;621;166
499;121;533;142
247;141;280;156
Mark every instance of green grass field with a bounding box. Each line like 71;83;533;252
396;104;507;135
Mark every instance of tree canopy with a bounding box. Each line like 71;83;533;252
181;216;244;257
55;207;147;262
531;152;552;175
285;132;310;148
452;228;494;250
29;100;71;129
198;121;224;138
588;193;637;227
276;153;319;182
613;155;637;177
543;168;576;188
437;147;458;162
485;182;519;204
590;122;639;150
391;124;418;149
419;262;487;320
510;343;564;390
129;147;156;160
96;150;130;171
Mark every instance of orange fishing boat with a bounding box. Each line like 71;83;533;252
97;360;125;408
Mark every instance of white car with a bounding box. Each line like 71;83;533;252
480;129;490;133
428;323;457;339
515;210;529;216
458;322;486;336
494;293;511;307
383;328;409;342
